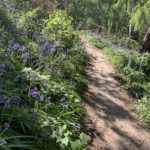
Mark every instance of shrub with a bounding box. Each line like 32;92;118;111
43;10;76;48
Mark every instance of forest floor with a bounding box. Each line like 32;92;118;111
80;35;150;150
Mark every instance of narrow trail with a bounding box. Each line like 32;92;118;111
80;36;150;150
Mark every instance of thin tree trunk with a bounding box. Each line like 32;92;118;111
129;24;132;38
140;27;150;53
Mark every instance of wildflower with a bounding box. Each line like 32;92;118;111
50;44;57;53
39;94;44;102
15;77;19;82
9;64;14;71
29;88;40;98
38;64;42;70
47;96;52;103
51;67;55;72
5;100;11;109
44;80;48;87
3;122;10;130
7;51;12;60
57;70;61;76
31;73;36;78
76;124;81;130
14;17;19;24
0;95;5;103
0;64;6;74
45;63;50;69
12;96;20;105
12;43;20;50
32;112;40;120
31;82;35;87
22;52;30;60
43;40;49;50
20;45;27;52
1;52;5;60
22;75;26;82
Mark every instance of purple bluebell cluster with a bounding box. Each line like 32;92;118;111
0;4;85;146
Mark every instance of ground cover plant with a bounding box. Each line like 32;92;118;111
83;31;150;126
0;2;90;150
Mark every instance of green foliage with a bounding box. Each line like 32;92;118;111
43;10;76;48
71;133;90;150
135;96;150;126
0;3;90;150
130;0;150;35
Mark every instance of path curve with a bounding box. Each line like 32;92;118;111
80;36;150;150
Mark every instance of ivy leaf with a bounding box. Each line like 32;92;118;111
71;140;82;150
80;132;91;146
61;137;69;146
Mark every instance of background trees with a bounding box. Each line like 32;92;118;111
56;0;150;43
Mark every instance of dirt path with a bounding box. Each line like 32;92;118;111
80;36;150;150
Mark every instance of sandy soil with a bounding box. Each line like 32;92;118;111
80;36;150;150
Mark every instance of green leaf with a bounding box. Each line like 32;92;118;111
61;137;69;146
71;140;82;150
80;133;91;146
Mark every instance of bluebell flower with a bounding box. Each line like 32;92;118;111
5;100;11;109
45;63;50;69
57;71;61;76
0;95;5;103
29;88;40;98
47;96;52;103
0;64;6;74
7;51;12;60
31;73;36;78
9;64;14;71
12;43;20;50
43;40;49;50
32;112;40;120
4;122;10;130
44;80;48;87
22;75;26;82
20;45;27;52
51;67;55;72
12;96;20;105
31;82;35;87
14;17;19;24
38;64;42;70
39;94;44;102
1;53;5;60
15;77;19;82
50;44;57;53
22;52;30;60
76;124;81;130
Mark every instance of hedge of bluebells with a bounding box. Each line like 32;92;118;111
0;2;89;150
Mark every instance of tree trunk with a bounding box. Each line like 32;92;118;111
140;27;150;53
129;23;132;38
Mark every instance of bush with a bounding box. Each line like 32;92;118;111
43;10;76;48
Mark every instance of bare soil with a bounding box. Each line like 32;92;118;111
80;36;150;150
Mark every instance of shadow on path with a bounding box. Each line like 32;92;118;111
81;36;150;150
